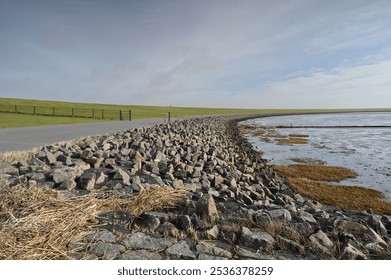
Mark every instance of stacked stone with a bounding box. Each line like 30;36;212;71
1;116;391;260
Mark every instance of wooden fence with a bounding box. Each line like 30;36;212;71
0;104;133;121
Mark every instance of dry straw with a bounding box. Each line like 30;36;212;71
0;148;39;163
0;184;188;260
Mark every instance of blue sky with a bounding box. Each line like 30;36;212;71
1;0;391;108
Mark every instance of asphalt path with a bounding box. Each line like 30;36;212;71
0;118;168;153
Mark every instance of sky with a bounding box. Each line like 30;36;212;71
1;0;391;109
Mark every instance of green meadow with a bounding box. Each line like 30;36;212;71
1;97;389;128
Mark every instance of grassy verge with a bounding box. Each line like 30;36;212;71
2;97;386;128
0;112;109;128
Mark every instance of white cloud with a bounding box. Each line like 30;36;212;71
250;59;391;109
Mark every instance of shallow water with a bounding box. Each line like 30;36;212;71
241;112;391;201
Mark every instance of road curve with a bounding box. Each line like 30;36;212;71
0;118;168;153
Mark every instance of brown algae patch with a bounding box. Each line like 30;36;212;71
273;164;391;214
286;178;391;215
276;138;308;145
273;164;357;182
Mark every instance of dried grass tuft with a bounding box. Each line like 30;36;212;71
0;148;39;163
0;184;188;260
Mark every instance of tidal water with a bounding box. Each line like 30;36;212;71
241;112;391;201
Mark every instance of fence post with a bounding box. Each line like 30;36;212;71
33;106;36;115
129;110;132;121
119;110;123;120
53;107;55;116
101;109;104;119
168;111;171;122
72;108;74;117
92;109;95;118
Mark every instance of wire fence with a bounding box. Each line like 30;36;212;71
0;104;137;121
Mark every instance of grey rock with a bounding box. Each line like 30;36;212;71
242;193;254;205
57;154;72;166
57;179;76;190
97;211;132;226
89;157;104;169
235;246;276;260
295;210;317;224
337;220;388;248
240;227;275;251
196;195;219;222
276;235;305;255
192;168;202;178
89;242;125;260
133;213;161;232
275;251;306;260
117;250;163;260
196;241;233;258
173;169;187;179
177;215;193;233
268;208;292;222
201;178;211;190
52;169;73;184
368;214;388;238
200;225;219;240
254;212;272;226
0;163;19;175
212;175;224;187
41;151;57;165
153;151;166;162
86;230;117;243
95;171;108;185
308;230;334;255
114;168;130;185
76;172;96;190
381;215;391;232
198;254;228;260
156;222;181;238
122;232;176;251
340;240;367;260
165;241;196;259
294;193;305;203
364;242;387;254
249;190;264;200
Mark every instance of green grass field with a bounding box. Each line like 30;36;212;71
1;97;389;128
0;112;109;128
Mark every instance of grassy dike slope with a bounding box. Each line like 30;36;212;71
1;97;385;128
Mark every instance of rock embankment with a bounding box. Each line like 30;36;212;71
1;116;391;260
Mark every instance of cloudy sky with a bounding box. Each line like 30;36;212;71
1;0;390;109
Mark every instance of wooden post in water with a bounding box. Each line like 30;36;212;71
129;110;132;121
101;109;104;119
168;111;171;122
120;110;123;120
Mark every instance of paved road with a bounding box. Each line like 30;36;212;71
0;118;168;153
